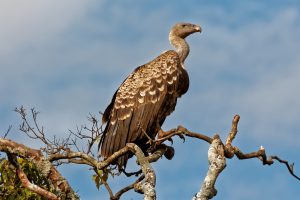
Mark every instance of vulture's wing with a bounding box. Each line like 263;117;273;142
100;50;181;166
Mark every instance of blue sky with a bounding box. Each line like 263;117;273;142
1;1;300;199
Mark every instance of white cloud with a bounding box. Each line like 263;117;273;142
0;0;99;57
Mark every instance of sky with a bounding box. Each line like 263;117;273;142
1;0;300;199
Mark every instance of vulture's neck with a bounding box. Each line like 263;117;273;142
169;33;190;64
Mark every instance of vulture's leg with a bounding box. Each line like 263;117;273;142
140;127;155;145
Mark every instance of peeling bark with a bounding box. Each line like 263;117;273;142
193;136;226;200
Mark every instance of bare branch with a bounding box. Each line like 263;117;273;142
221;115;300;181
68;113;103;155
233;146;300;180
48;150;98;167
112;175;145;200
126;143;156;200
193;135;226;200
15;106;51;147
270;156;300;181
103;179;114;199
224;114;240;158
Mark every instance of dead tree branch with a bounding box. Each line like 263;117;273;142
126;143;156;200
97;143;156;200
112;175;145;200
223;115;300;180
193;135;226;200
270;156;300;181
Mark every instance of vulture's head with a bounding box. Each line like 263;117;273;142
170;22;201;38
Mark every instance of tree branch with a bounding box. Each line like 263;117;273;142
193;135;226;200
114;175;145;200
0;138;78;199
7;154;58;200
126;143;156;200
222;115;300;181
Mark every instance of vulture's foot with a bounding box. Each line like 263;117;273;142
157;128;177;144
176;125;186;143
141;128;155;146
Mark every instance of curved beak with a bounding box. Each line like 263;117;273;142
194;25;202;33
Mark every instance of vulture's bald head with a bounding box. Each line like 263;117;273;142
170;23;201;38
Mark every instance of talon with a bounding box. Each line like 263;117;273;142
167;138;173;145
178;134;185;143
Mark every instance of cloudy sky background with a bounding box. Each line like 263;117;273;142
1;0;300;199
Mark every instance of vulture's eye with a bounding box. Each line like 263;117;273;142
182;24;186;27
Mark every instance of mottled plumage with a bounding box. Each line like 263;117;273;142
99;23;201;168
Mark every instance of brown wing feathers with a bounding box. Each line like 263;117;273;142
99;50;184;167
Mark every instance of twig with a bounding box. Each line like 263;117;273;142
271;156;300;181
3;125;12;138
112;175;145;200
103;179;114;199
224;115;240;158
68;113;103;155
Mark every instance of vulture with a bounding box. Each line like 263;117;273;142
99;22;201;169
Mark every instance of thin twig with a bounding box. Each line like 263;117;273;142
103;179;114;199
224;115;240;158
271;156;300;181
112;175;145;200
3;125;12;138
